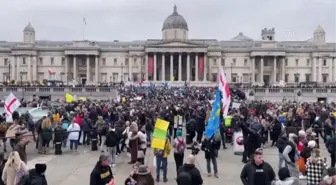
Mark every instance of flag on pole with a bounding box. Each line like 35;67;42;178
83;17;87;25
205;89;221;138
4;93;21;117
218;66;231;116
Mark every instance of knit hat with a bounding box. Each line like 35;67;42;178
298;130;306;137
137;165;150;175
176;129;182;137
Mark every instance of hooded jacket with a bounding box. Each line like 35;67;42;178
177;163;203;185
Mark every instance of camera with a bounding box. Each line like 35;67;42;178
187;141;200;155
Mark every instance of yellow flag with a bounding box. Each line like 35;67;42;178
155;119;169;131
151;138;166;150
65;93;74;103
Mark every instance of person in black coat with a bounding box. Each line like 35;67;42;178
177;154;203;185
105;128;118;166
201;136;220;177
20;163;48;185
90;154;114;185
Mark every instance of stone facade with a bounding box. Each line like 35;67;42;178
0;6;335;85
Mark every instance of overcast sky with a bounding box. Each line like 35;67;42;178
0;0;335;42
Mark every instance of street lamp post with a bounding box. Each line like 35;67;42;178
295;73;299;86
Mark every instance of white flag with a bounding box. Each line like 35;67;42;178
218;66;231;116
4;93;21;116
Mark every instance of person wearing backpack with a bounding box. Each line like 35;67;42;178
172;129;185;176
176;154;203;185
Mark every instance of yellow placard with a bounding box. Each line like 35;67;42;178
122;97;126;102
151;137;166;150
155;119;169;131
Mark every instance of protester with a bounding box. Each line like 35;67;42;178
40;118;53;154
201;135;220;178
105;127;118;167
272;167;300;185
172;129;186;176
133;165;154;185
67;118;81;152
124;162;141;185
1;151;28;185
19;163;48;185
154;136;171;182
176;154;203;185
90;153;114;185
282;133;300;177
305;148;328;185
0;153;6;185
240;148;276;185
319;167;336;185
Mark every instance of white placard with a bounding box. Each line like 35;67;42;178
233;131;244;155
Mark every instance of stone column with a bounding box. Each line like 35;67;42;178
195;54;199;81
318;57;322;82
187;53;190;81
312;57;316;81
329;57;332;82
11;56;16;80
95;56;99;83
161;54;165;81
273;56;277;83
178;53;182;81
27;56;31;82
170;53;173;80
333;58;336;81
203;54;207;81
129;57;132;81
251;57;255;83
32;56;37;81
65;56;69;82
73;55;77;81
281;57;285;81
16;56;21;80
145;54;148;80
153;53;157;81
86;56;90;82
260;57;264;83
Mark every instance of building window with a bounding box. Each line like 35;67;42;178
305;74;310;82
22;57;26;65
133;58;137;65
294;74;299;82
114;58;117;65
232;58;236;66
306;59;310;66
221;59;225;66
295;59;299;66
61;57;65;65
102;58;106;66
4;58;8;65
125;58;129;66
323;59;327;66
323;74;327;82
142;58;145;66
244;59;248;66
285;74;289;82
50;57;54;65
285;59;288;66
213;59;216;66
39;57;43;65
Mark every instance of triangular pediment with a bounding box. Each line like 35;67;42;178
147;40;205;47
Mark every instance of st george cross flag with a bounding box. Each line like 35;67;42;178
218;66;231;116
4;93;21;117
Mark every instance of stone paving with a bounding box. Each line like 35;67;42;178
23;142;330;185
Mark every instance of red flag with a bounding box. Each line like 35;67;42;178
198;56;204;74
219;66;231;116
148;56;154;75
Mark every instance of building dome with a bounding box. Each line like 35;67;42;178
24;22;35;32
162;5;188;31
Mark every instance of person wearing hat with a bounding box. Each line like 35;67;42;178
90;153;114;185
133;165;154;185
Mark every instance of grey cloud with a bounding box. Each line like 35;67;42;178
0;0;334;42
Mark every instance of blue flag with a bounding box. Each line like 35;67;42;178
205;89;221;138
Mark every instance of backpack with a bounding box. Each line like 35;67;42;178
176;171;192;185
0;122;7;133
176;138;185;154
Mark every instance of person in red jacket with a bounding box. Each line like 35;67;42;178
76;112;84;145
